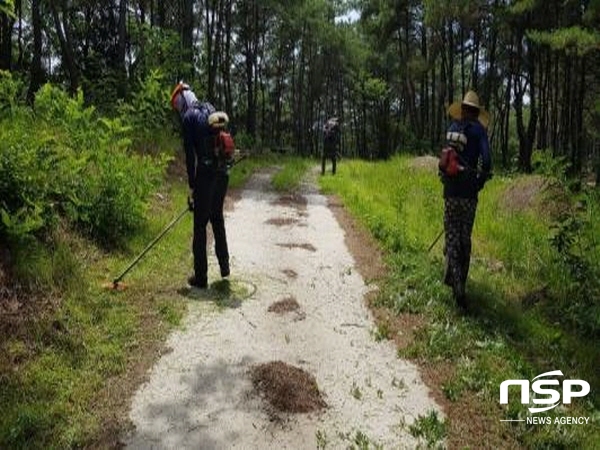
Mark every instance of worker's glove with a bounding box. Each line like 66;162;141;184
187;189;194;211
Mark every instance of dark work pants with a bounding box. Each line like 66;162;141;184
193;168;229;283
321;150;337;175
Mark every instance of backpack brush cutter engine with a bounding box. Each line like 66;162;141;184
103;153;248;291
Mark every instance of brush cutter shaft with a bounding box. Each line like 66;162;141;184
428;229;444;253
111;154;248;286
230;154;247;167
113;207;189;284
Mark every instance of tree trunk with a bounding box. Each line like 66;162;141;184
50;0;79;94
0;8;13;70
460;25;465;94
244;33;256;138
472;29;480;90
27;0;44;103
573;56;585;174
138;0;145;24
117;0;128;99
16;0;23;69
537;49;550;150
210;0;224;105
551;53;560;155
222;0;233;116
156;0;165;27
514;35;537;173
421;24;428;148
241;0;257;139
447;22;454;103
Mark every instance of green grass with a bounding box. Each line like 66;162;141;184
0;152;304;448
228;153;311;192
271;156;312;191
320;155;600;449
409;410;447;449
229;152;277;189
0;181;192;448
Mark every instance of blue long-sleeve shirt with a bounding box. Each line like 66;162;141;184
443;119;492;199
181;102;216;189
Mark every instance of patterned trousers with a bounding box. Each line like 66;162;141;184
443;197;478;299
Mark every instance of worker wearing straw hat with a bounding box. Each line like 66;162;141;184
441;90;492;309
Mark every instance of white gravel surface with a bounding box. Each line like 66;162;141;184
125;170;442;449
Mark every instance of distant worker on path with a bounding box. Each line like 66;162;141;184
322;117;340;175
439;90;492;309
171;82;233;289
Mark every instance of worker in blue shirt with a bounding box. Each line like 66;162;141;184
440;90;492;309
171;82;230;289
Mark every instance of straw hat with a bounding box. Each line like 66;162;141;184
447;90;490;129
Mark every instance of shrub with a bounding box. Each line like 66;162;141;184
0;76;168;248
74;143;167;246
0;70;24;117
118;70;175;154
531;150;600;336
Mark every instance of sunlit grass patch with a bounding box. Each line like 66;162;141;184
271;156;312;192
320;155;600;449
409;410;447;449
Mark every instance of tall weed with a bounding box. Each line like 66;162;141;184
118;70;176;154
0;70;23;115
0;75;168;249
527;150;600;335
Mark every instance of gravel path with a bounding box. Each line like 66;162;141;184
124;170;442;449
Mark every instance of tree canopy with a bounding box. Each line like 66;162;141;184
1;0;599;178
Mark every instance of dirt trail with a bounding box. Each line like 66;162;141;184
125;170;442;449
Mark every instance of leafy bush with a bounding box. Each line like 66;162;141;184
75;143;166;246
0;75;168;248
118;70;175;154
0;70;23;116
547;187;600;336
530;150;600;335
0;115;59;238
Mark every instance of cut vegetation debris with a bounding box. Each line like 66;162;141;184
268;296;300;314
250;361;327;414
271;193;308;209
276;242;317;252
265;217;301;227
